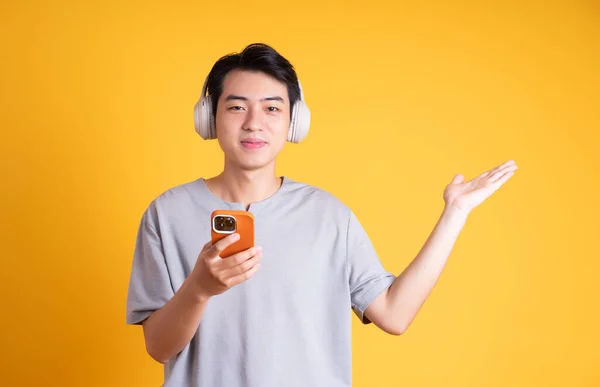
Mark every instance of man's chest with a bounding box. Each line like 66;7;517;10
165;208;348;290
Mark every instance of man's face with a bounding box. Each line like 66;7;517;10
214;69;290;172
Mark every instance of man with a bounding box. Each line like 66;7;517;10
125;43;518;386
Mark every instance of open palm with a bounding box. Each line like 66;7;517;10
443;160;519;214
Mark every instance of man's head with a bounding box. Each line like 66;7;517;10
206;43;301;121
204;43;302;172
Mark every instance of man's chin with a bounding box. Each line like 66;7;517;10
231;158;274;172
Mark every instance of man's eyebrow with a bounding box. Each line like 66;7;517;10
263;96;284;103
224;95;285;103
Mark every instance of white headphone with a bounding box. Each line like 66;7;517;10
194;75;311;143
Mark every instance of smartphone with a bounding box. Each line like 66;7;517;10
211;210;255;258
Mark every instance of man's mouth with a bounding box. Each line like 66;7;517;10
241;139;266;149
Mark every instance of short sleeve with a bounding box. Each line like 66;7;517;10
346;210;397;324
125;203;175;325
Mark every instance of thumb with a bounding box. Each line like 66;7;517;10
450;174;465;185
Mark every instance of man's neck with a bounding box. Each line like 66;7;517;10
205;164;282;210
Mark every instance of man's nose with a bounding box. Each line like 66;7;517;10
242;107;263;131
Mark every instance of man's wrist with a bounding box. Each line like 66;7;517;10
441;204;470;225
182;274;211;304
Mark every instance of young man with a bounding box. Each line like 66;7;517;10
126;43;518;386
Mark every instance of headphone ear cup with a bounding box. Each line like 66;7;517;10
288;99;311;143
194;75;216;140
288;102;298;143
206;97;216;139
194;95;215;139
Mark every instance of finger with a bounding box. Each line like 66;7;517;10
494;160;517;175
477;171;491;180
488;165;518;183
495;161;518;174
482;160;516;177
207;233;240;258
450;174;465;185
218;246;262;269
477;162;517;185
201;240;213;252
497;159;516;168
488;170;515;188
224;262;261;287
231;246;262;266
224;252;262;276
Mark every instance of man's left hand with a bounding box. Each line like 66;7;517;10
443;159;519;215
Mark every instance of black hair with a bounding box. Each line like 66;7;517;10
205;43;301;120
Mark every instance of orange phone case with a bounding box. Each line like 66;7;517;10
210;210;255;258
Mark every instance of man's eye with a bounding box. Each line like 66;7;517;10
267;106;280;112
228;106;244;111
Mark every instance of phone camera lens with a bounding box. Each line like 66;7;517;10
214;216;235;232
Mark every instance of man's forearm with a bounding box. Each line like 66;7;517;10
142;276;209;364
386;205;469;333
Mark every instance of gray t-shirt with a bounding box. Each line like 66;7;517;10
126;176;396;387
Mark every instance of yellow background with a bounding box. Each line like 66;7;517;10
1;1;598;386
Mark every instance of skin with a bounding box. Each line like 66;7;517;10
141;69;519;364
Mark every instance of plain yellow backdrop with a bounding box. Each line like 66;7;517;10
1;1;598;386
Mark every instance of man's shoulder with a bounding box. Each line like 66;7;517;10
157;177;202;201
140;177;204;215
283;176;351;214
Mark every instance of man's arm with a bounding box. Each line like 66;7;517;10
364;206;468;335
364;160;517;334
142;277;209;364
139;235;262;364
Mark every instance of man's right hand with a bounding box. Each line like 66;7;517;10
188;233;262;301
